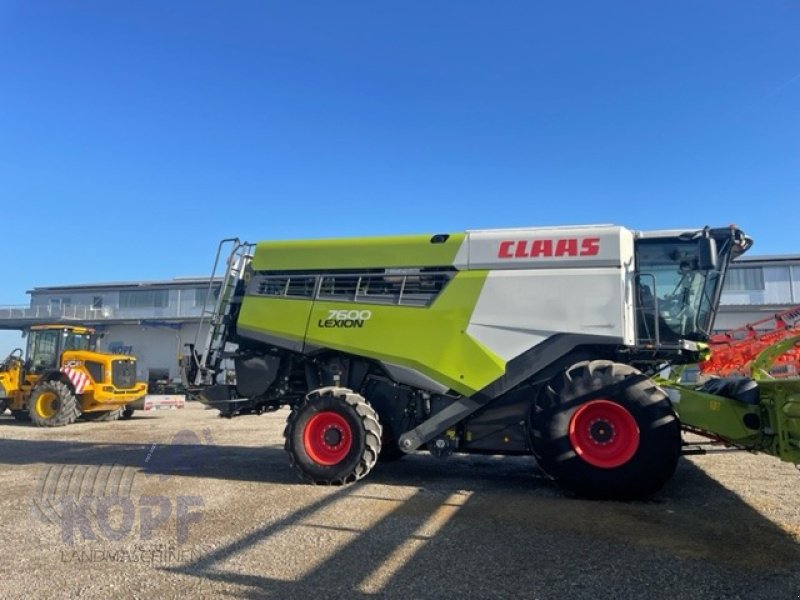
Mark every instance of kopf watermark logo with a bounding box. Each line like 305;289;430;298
30;428;215;546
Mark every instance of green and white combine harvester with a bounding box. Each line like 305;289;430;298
184;224;800;499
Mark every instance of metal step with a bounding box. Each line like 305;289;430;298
192;238;254;385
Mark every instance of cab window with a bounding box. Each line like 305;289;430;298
28;330;60;372
63;331;90;351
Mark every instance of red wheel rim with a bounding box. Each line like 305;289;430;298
568;400;640;468
303;411;353;466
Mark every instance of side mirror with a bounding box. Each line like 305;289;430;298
697;237;718;270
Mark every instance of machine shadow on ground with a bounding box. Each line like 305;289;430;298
1;424;796;599
162;459;800;599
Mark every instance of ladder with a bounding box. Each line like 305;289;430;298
192;238;255;385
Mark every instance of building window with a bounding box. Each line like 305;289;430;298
119;289;169;309
724;267;765;292
194;286;220;307
92;296;103;309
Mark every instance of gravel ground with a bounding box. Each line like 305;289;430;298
0;403;798;599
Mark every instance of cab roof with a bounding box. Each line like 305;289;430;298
30;324;93;334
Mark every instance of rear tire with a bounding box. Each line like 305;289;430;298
284;387;382;485
82;408;123;422
121;407;135;419
28;381;81;427
532;360;681;500
0;399;7;414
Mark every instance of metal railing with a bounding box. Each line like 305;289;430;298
0;304;115;321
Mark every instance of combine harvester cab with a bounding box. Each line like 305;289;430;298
184;225;799;499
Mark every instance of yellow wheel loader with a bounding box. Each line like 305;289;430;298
0;325;147;427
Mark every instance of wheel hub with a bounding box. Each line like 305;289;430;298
323;428;343;447
568;399;640;469
35;392;59;419
589;420;614;444
303;411;353;466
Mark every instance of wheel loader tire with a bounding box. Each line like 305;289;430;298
531;360;681;500
284;387;382;485
0;399;7;414
121;407;135;420
82;408;123;422
28;381;81;427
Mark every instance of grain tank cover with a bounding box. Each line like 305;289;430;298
250;233;466;272
249;226;634;273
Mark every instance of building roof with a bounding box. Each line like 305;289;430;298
21;252;800;295
27;277;221;295
732;254;800;266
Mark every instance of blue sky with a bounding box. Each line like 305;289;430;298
0;1;798;352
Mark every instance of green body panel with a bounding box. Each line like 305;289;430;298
665;380;800;465
758;380;800;464
236;297;313;347
236;270;505;396
251;233;466;271
307;271;504;395
669;384;762;445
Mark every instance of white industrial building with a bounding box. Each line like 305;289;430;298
0;254;797;385
0;278;220;388
715;254;800;331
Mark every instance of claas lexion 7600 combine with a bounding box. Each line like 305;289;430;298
183;224;800;499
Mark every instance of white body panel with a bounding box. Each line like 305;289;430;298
467;268;632;361
461;226;637;361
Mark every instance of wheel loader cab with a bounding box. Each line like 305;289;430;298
26;326;91;373
634;227;751;348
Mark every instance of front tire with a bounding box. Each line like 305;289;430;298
532;360;681;500
284;387;382;485
28;381;81;427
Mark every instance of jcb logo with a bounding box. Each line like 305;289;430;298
318;310;372;329
498;237;601;259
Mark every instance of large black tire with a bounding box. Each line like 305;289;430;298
82;408;123;422
28;381;81;427
0;399;8;415
284;387;382;485
532;360;681;500
121;407;135;420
